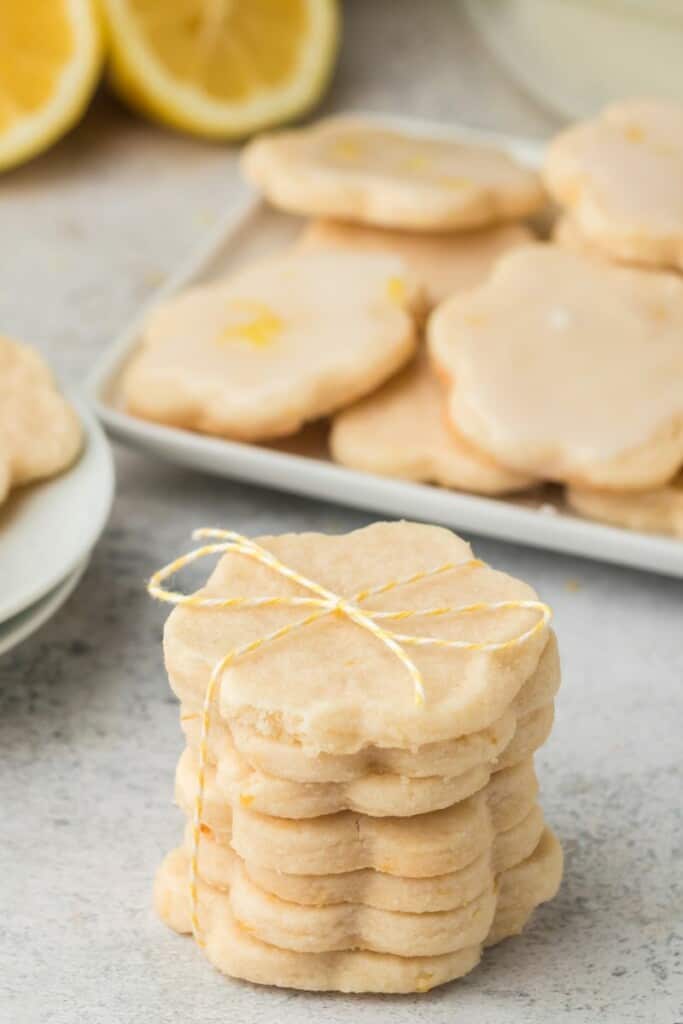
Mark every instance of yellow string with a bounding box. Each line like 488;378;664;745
148;528;551;945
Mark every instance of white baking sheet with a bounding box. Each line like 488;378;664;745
85;115;683;579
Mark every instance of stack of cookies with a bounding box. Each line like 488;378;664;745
122;106;683;539
152;521;563;993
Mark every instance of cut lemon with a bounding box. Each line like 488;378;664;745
0;0;103;172
103;0;340;140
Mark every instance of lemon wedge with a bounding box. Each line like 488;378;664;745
0;0;103;172
103;0;340;139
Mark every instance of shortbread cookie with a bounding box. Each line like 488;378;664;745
495;703;554;772
163;522;552;754
242;118;544;232
223;701;551;818
223;828;560;958
216;745;494;819
297;218;534;310
181;702;516;781
122;250;419;441
185;798;544;905
180;630;559;781
180;697;554;819
184;801;545;900
330;350;535;495
229;864;498;956
155;847;483;992
176;751;539;873
154;827;561;992
484;827;563;946
184;815;536;913
429;245;683;489
567;474;683;537
544;99;683;270
0;335;81;504
183;700;553;818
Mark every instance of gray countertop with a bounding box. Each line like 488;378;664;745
0;4;680;1022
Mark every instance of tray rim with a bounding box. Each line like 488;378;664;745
84;112;683;579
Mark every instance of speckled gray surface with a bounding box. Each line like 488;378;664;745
0;4;681;1022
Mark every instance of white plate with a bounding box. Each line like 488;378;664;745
0;398;114;622
0;558;87;657
86;114;683;579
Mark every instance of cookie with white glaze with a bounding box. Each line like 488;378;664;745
297;217;534;311
429;245;683;489
242;117;544;232
544;99;683;270
567;474;683;537
123;250;420;441
330;349;535;495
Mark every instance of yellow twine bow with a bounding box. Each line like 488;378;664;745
148;528;551;945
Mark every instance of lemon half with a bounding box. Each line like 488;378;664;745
104;0;340;140
0;0;103;172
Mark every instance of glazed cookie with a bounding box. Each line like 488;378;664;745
544;99;683;270
553;214;661;269
429;245;683;489
330;349;535;495
122;250;420;441
242;118;544;231
0;335;81;503
296;218;534;310
163;522;551;754
567;474;683;538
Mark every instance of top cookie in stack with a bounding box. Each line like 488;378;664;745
153;521;562;993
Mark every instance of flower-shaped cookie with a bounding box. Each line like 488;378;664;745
123;250;419;440
330;349;535;494
297;218;533;311
163;522;551;753
429;245;683;489
242;118;544;231
544;99;683;270
567;474;683;538
0;336;81;504
154;824;561;991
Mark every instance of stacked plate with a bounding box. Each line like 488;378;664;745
0;399;114;657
